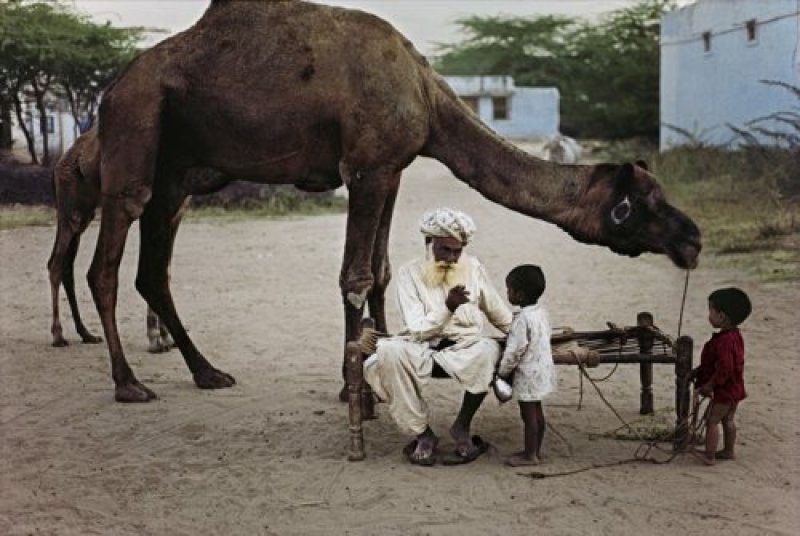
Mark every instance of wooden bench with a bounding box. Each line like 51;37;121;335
345;312;693;461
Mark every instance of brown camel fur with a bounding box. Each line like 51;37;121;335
47;126;230;352
89;0;701;402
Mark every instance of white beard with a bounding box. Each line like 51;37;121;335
420;257;470;289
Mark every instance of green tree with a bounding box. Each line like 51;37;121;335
0;1;144;164
432;15;577;87
434;0;674;140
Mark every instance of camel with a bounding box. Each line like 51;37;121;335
47;126;230;352
88;0;701;402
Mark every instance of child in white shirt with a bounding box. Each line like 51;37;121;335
496;264;557;466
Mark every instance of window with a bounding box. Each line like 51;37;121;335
492;97;509;120
461;96;479;114
45;116;55;134
702;31;711;52
746;19;757;42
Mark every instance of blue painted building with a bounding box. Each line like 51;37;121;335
442;75;560;139
660;0;800;149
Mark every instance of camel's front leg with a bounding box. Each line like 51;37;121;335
366;178;399;334
136;192;234;390
338;165;401;399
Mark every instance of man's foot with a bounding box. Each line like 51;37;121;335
441;434;489;465
692;449;715;466
450;423;476;457
505;451;540;467
403;435;438;466
715;450;735;460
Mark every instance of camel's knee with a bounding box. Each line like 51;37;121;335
340;275;374;309
371;261;392;296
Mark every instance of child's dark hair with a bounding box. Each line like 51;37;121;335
506;264;546;304
708;287;752;326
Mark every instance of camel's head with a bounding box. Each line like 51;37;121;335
572;161;701;269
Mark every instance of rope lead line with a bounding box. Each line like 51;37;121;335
677;269;690;338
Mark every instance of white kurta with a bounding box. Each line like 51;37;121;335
363;255;512;435
497;304;557;402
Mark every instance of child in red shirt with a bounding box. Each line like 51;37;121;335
690;287;751;465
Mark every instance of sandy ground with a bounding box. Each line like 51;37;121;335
1;153;798;536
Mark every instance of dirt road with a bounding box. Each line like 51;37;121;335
1;154;797;535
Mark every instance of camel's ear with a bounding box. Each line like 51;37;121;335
615;162;635;191
635;160;649;171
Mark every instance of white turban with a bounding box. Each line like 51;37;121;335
419;207;476;244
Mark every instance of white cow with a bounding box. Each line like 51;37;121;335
543;135;582;164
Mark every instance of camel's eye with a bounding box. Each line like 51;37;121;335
611;196;632;224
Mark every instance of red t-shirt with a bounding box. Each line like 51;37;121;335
695;328;746;404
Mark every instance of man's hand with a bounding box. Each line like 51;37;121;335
445;285;470;312
699;383;713;397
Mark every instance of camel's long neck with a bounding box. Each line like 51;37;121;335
422;79;594;227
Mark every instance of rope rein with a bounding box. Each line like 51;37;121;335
677;269;691;338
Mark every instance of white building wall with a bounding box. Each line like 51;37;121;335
660;0;800;149
442;75;560;139
10;104;81;162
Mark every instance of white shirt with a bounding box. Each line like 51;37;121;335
395;254;512;341
497;304;557;401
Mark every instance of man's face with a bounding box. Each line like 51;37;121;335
431;236;464;265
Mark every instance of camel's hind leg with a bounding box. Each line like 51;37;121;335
61;220;103;344
88;195;156;402
48;219;76;347
88;84;165;401
47;207;102;346
145;198;185;354
136;189;235;389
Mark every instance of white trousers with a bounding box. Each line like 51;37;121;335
363;336;501;435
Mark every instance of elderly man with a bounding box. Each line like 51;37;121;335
364;208;512;465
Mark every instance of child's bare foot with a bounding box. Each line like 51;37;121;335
692;449;715;465
715;450;735;460
505;451;540;467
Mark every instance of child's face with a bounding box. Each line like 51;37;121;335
506;285;523;306
708;302;728;329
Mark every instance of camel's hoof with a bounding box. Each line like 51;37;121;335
193;368;236;389
81;334;103;344
115;382;157;403
147;339;172;354
338;384;349;402
52;338;69;348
